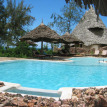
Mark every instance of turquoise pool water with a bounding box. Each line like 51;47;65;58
0;57;107;90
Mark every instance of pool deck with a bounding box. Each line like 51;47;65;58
0;56;107;61
1;56;107;63
0;57;25;61
0;56;73;62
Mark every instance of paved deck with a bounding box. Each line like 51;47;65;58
0;56;72;62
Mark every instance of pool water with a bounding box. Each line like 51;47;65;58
0;57;107;90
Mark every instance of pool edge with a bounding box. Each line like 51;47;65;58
0;81;107;100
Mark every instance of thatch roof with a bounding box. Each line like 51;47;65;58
81;6;106;29
20;22;61;43
26;40;36;46
65;0;107;16
16;40;36;46
101;46;107;50
61;32;82;43
72;6;107;46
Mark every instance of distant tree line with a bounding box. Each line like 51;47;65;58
0;0;35;47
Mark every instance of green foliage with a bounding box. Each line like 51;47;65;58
49;0;84;34
0;42;37;58
43;43;48;51
6;0;35;43
36;49;41;54
14;42;31;57
0;42;59;58
0;0;35;47
44;50;53;55
0;0;7;45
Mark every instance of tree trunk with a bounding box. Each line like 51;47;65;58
41;40;43;54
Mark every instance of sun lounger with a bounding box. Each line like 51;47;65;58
37;55;46;59
101;50;107;57
33;51;46;59
34;54;46;59
94;50;99;56
33;51;53;59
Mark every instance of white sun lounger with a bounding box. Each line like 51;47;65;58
102;50;107;56
94;50;99;56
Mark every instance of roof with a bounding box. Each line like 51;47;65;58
20;22;60;43
65;0;107;16
72;6;107;46
61;32;82;43
80;6;106;29
26;40;36;46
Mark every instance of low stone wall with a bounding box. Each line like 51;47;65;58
69;47;95;56
72;87;107;107
0;87;107;107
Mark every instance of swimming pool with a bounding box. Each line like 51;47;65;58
0;57;107;90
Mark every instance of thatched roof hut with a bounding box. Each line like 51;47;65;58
65;0;107;16
61;32;82;44
20;22;61;54
72;6;107;46
20;22;60;43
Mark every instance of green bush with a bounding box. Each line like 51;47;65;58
0;42;59;58
44;50;53;55
0;41;37;58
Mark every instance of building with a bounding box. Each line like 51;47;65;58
72;6;107;50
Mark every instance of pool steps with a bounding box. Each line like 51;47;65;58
0;81;62;100
0;81;21;92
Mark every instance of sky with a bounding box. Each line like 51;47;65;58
24;0;67;30
3;0;107;48
3;0;107;32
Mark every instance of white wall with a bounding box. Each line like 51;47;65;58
90;45;100;50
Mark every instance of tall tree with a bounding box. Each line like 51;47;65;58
5;0;35;46
0;0;7;45
49;0;84;34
